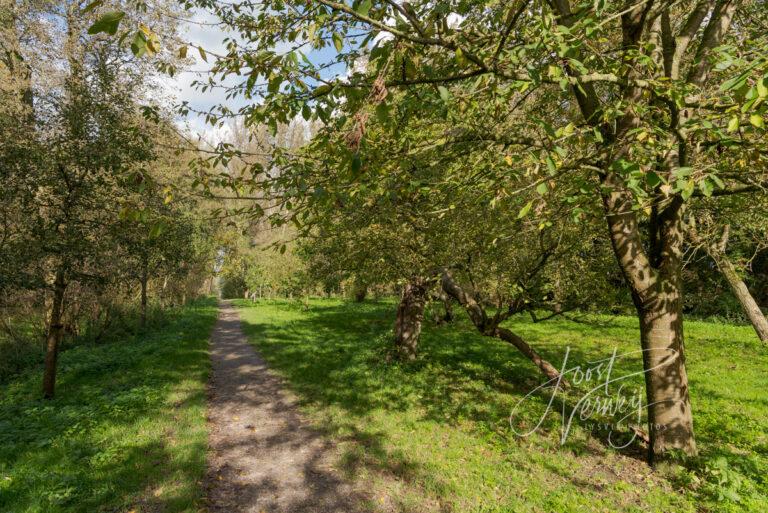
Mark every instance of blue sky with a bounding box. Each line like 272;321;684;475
163;8;348;143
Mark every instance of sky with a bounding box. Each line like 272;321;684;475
160;9;247;144
161;8;346;145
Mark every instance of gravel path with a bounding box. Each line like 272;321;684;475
205;301;368;512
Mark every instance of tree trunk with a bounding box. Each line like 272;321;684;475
439;269;564;383
601;174;696;462
689;223;768;342
636;281;696;463
442;296;454;323
712;252;768;342
42;270;66;399
493;327;562;381
393;279;429;360
353;280;368;302
140;258;148;330
430;291;454;325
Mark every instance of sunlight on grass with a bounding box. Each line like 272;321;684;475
235;298;768;513
0;298;218;513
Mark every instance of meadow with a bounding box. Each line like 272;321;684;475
235;298;768;513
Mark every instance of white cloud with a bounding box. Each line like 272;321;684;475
161;9;250;141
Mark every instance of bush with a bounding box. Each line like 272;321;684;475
220;275;247;299
0;336;43;384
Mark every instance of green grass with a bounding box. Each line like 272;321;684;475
0;297;218;513
234;298;768;513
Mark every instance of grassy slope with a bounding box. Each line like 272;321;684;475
235;298;768;513
0;298;218;513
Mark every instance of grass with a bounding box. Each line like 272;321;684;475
0;297;218;513
234;298;768;513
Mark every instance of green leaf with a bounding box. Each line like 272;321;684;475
698;178;713;197
680;180;695;200
455;47;466;66
720;73;747;92
375;102;388;123
198;46;208;62
351;154;362;175
333;33;344;52
438;86;451;103
517;200;534;219
82;0;104;13
750;113;765;129
87;11;125;35
727;116;740;133
268;75;281;94
130;31;147;57
758;78;768;98
710;174;725;189
149;222;165;239
545;155;557;175
612;159;640;175
355;0;372;16
646;171;662;188
536;182;548;195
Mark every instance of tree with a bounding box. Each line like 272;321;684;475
1;0;206;397
289;91;616;378
689;196;768;342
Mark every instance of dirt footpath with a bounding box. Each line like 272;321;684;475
205;301;369;512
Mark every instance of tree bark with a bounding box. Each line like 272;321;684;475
430;291;454;325
602;180;696;462
393;279;429;360
712;252;768;342
442;296;454;323
636;280;696;463
353;280;368;302
42;270;66;399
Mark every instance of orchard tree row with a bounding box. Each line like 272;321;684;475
0;1;218;396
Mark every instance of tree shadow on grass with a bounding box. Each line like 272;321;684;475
0;299;217;513
236;299;768;510
236;302;662;502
